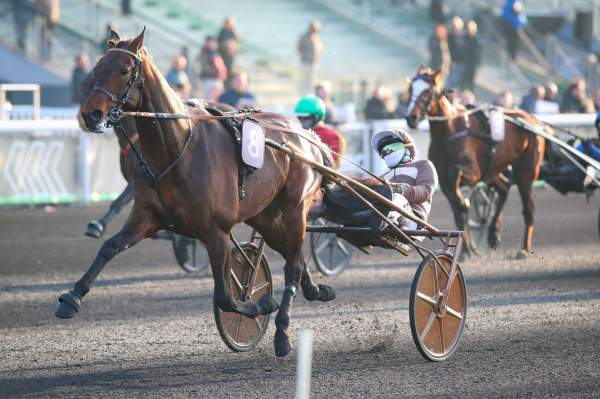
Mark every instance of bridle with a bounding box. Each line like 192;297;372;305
92;47;145;127
409;76;436;116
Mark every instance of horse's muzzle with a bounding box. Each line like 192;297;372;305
83;109;106;133
406;115;418;129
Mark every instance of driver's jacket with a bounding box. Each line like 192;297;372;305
389;159;438;221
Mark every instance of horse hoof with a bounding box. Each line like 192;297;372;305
488;236;501;249
257;294;280;315
55;291;81;319
274;331;292;358
515;250;530;260
316;284;336;302
85;221;104;238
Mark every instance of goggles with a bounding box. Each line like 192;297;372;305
380;142;411;157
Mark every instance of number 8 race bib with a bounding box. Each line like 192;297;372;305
241;119;265;168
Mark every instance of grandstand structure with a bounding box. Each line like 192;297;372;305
0;0;598;109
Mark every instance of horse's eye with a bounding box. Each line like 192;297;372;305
120;68;129;75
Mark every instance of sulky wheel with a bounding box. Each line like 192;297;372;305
171;234;210;274
409;253;467;362
214;242;273;352
310;219;353;276
467;184;498;249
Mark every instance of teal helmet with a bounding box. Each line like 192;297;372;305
294;95;326;121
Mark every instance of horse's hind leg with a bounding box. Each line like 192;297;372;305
487;176;510;249
56;205;156;318
246;209;335;303
85;184;134;238
442;166;478;255
208;230;280;318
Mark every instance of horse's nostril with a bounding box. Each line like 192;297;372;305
89;109;103;122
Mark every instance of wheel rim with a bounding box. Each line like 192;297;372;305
411;255;466;360
216;245;272;350
310;219;353;276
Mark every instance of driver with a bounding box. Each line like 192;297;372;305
371;129;438;230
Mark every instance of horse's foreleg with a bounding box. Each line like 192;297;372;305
56;205;156;318
208;230;279;318
85;184;134;238
273;201;310;357
487;176;510;249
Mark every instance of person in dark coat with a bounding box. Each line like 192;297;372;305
447;16;466;89
461;20;481;91
429;0;448;25
364;86;393;120
217;16;240;89
428;23;450;80
71;54;89;104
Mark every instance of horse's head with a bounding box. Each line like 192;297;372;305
405;67;443;129
79;29;146;133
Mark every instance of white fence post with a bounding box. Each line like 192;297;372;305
295;329;314;399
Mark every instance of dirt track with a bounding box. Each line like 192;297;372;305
1;189;599;398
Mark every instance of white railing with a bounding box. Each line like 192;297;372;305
0;84;41;121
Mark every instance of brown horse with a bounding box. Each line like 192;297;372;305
56;29;335;358
405;68;545;258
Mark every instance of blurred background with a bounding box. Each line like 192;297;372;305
0;0;599;206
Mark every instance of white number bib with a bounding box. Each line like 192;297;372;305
241;119;265;168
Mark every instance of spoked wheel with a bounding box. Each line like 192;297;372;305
214;242;273;352
310;219;353;276
409;253;467;362
467;185;498;249
171;234;210;274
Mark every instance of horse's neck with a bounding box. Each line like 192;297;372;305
429;96;466;137
135;61;192;173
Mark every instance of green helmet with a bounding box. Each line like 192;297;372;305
294;95;326;120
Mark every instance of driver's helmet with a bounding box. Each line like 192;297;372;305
295;95;326;129
371;129;416;168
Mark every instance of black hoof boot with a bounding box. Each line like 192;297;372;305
274;330;292;357
55;291;81;319
488;227;500;249
85;220;104;238
316;284;336;302
257;294;280;315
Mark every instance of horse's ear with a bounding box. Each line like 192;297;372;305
416;65;427;75
128;27;145;53
107;30;120;49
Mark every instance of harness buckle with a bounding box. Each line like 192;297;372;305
107;107;123;126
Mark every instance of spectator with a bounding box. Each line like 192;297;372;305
11;0;34;53
520;85;544;113
297;20;323;95
534;81;560;114
315;80;337;125
593;88;600;112
207;80;224;103
218;16;240;89
428;24;450;80
447;16;466;89
462;20;481;91
166;54;191;99
364;86;393;120
445;88;460;106
429;0;448;25
460;90;476;106
544;81;559;102
218;71;257;108
560;78;595;113
180;46;198;96
199;36;227;100
502;0;527;60
121;0;131;15
34;0;60;61
71;54;89;104
494;90;514;109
